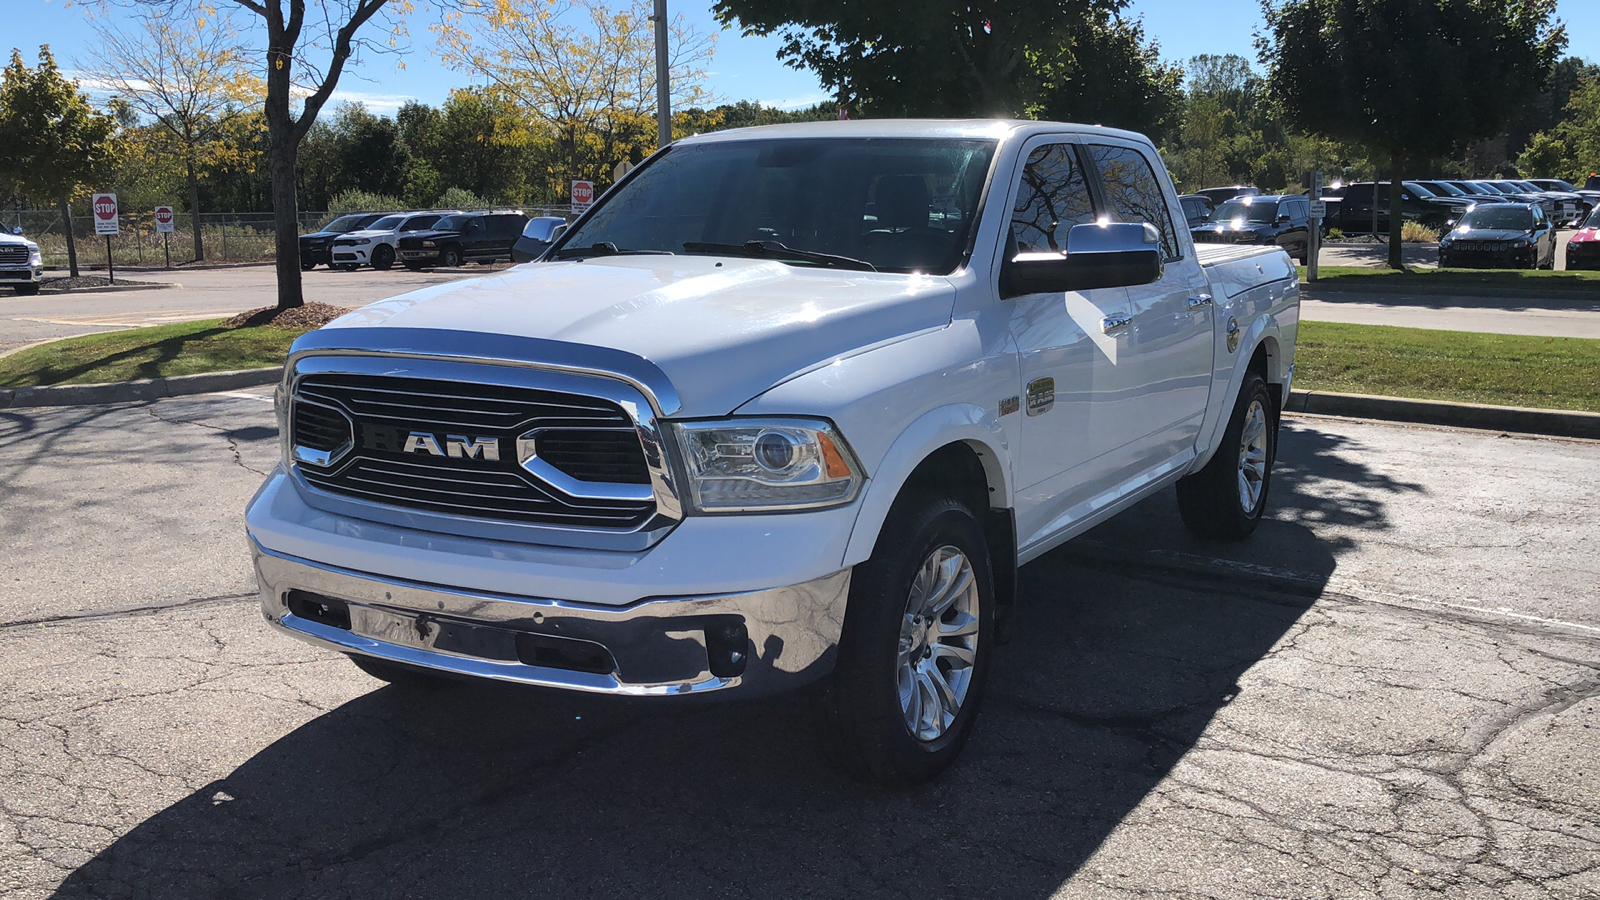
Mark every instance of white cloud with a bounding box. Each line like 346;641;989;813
326;89;418;114
760;91;832;110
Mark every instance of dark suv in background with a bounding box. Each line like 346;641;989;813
397;211;529;269
1190;194;1311;262
299;213;386;270
1326;182;1470;233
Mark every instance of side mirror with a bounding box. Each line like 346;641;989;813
522;216;567;242
9;225;20;236
512;216;569;263
1004;222;1163;297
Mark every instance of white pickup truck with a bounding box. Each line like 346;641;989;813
247;120;1298;784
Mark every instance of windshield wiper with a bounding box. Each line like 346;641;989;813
682;240;877;272
550;242;675;260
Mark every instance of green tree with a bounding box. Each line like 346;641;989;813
1516;77;1600;179
0;46;121;277
1260;0;1565;268
712;0;1174;128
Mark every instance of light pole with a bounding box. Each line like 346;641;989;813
652;0;671;149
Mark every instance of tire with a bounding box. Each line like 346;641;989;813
14;283;40;296
1175;370;1276;541
300;257;317;271
820;492;996;786
347;654;460;690
440;247;463;268
371;244;395;270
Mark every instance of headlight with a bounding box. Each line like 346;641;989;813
672;418;862;513
422;240;436;248
353;238;371;245
28;246;41;265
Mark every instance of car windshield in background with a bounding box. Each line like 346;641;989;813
1585;208;1600;229
559;138;998;275
432;216;464;231
1460;207;1533;230
1212;199;1279;223
1421;181;1467;197
1404;183;1437;198
327;215;368;232
369;216;405;231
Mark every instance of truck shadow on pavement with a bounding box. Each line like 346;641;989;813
50;420;1424;899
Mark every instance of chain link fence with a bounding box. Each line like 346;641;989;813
1;206;577;269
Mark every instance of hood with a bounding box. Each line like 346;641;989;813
1568;228;1599;243
1444;228;1535;243
320;256;957;416
0;232;34;247
1194;220;1273;235
398;229;461;243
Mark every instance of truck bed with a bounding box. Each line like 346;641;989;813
1195;244;1298;298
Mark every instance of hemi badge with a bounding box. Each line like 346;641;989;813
999;396;1020;417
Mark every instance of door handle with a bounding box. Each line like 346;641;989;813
1101;314;1132;334
1187;294;1213;310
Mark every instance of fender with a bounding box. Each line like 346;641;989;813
841;404;1013;568
1192;308;1288;472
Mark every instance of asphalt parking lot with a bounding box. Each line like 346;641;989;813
2;391;1597;899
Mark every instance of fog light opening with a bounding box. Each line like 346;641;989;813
706;621;749;678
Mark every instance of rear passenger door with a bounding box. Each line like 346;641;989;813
1083;141;1216;481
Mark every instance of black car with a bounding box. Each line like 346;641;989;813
1190;194;1311;262
1193;185;1259;205
1587;175;1600;192
1437;203;1557;270
1177;194;1215;229
299;213;386;270
1328;181;1469;233
397;211;530;269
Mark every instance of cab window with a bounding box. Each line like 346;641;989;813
1009;143;1096;253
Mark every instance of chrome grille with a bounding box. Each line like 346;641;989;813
0;245;29;265
293;374;654;529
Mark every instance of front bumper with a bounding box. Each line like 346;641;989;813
1567;247;1599;270
253;539;850;697
0;265;42;283
399;248;440;262
1440;247;1537;269
330;246;372;265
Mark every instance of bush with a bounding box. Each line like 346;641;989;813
1401;221;1441;243
436;186;490;210
327;189;403;216
1326;227;1346;240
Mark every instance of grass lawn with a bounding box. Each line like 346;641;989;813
0;318;303;388
1295;321;1600;412
4;316;1598;415
1298;265;1600;292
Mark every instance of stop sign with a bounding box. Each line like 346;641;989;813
571;180;594;209
154;205;175;233
91;193;120;235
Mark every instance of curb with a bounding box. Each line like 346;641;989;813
0;367;280;410
1286;390;1600;439
38;282;174;295
1300;280;1600;302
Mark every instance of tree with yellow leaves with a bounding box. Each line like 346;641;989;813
437;0;715;198
81;5;263;261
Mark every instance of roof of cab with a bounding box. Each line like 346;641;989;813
672;118;1154;147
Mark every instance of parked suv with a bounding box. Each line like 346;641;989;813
1193;185;1258;205
1328;182;1469;233
397;211;529;269
1190;194;1310;262
1177;194;1214;229
0;226;43;295
1438;203;1557;270
299;213;387;270
329;211;459;271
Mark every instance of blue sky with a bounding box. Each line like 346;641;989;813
12;0;1599;115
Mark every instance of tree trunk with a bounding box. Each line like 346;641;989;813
269;133;303;309
187;158;204;263
59;197;79;278
1388;153;1405;270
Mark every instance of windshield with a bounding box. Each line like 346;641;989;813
1404;182;1436;198
1458;207;1533;231
367;215;404;231
1584;208;1600;229
1477;183;1518;195
433;215;464;231
1211;198;1280;223
558;138;998;274
1534;179;1576;192
1421;181;1467;197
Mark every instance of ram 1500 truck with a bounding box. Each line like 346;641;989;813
247;120;1299;784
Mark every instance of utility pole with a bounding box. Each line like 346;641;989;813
652;0;671;149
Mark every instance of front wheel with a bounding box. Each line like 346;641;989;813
440;247;463;268
820;493;995;785
1175;370;1276;540
371;244;395;270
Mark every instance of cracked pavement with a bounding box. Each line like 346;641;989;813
1;392;1597;898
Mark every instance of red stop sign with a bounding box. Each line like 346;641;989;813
572;181;594;206
94;196;117;219
155;206;174;225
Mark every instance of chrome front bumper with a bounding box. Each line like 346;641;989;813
252;540;851;697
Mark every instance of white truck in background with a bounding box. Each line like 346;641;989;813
247;120;1299;784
